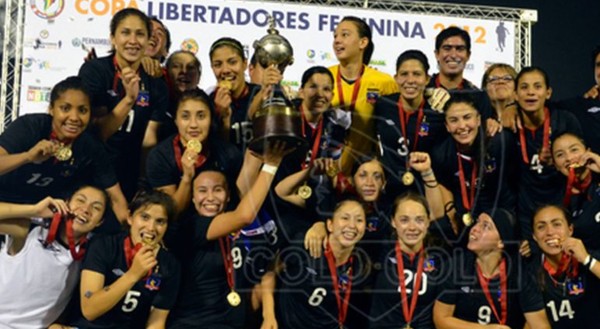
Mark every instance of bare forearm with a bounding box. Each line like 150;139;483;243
81;272;138;321
96;98;135;141
0;153;33;175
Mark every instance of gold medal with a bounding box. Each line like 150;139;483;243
403;325;413;329
402;172;414;186
227;290;241;307
297;183;312;200
186;139;202;154
462;213;473;226
54;145;72;161
326;165;339;178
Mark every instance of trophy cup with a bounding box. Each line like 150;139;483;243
248;17;306;153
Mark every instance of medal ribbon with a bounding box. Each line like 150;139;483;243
324;243;353;328
336;65;364;112
398;98;425;173
543;253;579;279
172;134;208;172
519;107;550;164
112;55;125;99
45;212;87;260
218;236;236;293
435;75;463;90
123;236;152;279
457;153;477;212
395;242;425;326
563;167;593;207
476;258;508;325
300;105;324;169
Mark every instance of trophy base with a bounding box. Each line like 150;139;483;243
249;104;307;154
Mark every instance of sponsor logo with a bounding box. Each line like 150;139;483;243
26;38;63;50
72;37;111;48
180;38;198;54
27;86;52;102
30;0;65;20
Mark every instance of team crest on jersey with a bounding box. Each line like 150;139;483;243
568;280;584;295
484;156;497;173
136;90;150;107
423;258;436;272
366;89;380;104
145;274;161;291
366;216;379;232
418;120;430;137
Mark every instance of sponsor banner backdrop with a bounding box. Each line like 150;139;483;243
22;0;515;115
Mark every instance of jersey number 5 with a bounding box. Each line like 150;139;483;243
121;290;141;313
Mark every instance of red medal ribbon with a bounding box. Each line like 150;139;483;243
476;258;508;325
398;98;425;172
45;212;87;260
395;242;425;326
49;130;74;147
123;236;152;279
324;243;353;328
172;134;208;172
336;65;364;112
435;75;463;90
112;55;124;99
543;253;579;279
300;105;324;169
218;236;235;293
457;153;477;212
519;107;550;164
563;167;593;207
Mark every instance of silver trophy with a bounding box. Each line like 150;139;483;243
248;17;306;153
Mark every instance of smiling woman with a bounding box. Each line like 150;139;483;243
0;76;128;222
78;8;170;202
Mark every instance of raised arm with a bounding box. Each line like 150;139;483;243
207;142;288;240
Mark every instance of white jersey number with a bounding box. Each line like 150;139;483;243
231;246;243;269
547;300;575;322
308;287;327;306
477;305;492;324
120;110;135;133
398;270;428;295
530;154;544;174
232;121;253;145
121;290;141;313
26;173;54;187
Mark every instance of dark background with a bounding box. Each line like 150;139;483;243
423;0;600;100
1;1;600;99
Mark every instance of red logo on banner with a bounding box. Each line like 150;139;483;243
30;0;65;20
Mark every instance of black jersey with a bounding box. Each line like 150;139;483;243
168;214;245;329
374;93;447;197
427;73;493;120
72;232;180;329
78;55;169;199
369;244;448;329
146;134;242;191
566;176;600;250
527;253;600;329
210;83;261;152
437;252;545;328
0;114;117;203
516;108;582;239
556;97;600;155
431;130;518;217
276;243;369;329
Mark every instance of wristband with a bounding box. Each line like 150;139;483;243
590;258;597;270
261;164;278;175
584;255;591;267
421;170;434;178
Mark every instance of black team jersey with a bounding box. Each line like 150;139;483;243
78;55;169;200
0;114;117;203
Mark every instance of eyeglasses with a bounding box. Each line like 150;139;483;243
487;75;514;84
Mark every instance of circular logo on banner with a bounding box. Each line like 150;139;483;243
181;38;199;55
30;0;65;20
